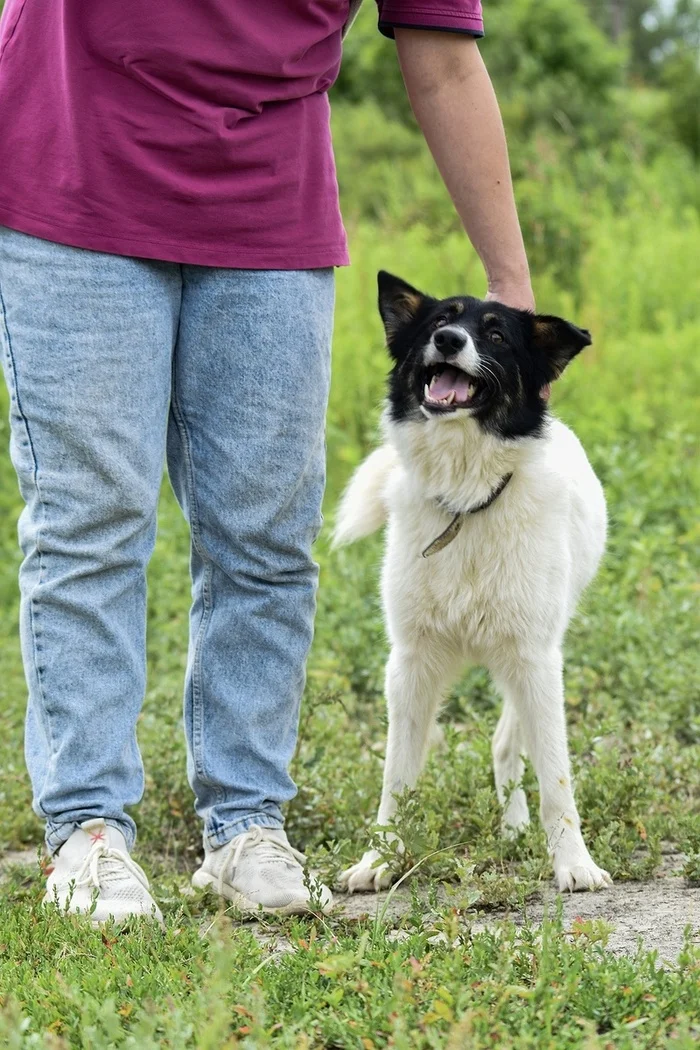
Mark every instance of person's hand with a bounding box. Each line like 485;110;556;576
485;281;535;314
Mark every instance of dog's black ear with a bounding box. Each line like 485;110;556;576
377;271;428;343
531;315;592;380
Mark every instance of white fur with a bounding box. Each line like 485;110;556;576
332;445;398;546
336;409;612;894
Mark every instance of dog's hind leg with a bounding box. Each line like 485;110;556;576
491;699;530;838
339;643;460;893
494;649;612;893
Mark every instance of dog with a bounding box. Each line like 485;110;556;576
335;271;612;894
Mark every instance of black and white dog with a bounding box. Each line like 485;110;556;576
335;272;612;894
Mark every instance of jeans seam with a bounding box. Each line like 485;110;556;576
192;561;217;792
168;380;208;558
169;366;221;799
0;274;54;780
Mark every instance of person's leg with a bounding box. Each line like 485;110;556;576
166;267;333;849
0;227;180;854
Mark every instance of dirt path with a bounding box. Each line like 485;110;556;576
337;876;700;964
335;853;700;964
3;849;698;964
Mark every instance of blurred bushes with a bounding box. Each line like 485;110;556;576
483;0;624;146
661;51;700;159
333;0;700;295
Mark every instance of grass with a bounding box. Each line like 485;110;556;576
0;201;699;1045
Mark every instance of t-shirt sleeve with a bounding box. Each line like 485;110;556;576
375;1;484;39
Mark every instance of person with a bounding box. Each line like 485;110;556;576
0;0;534;923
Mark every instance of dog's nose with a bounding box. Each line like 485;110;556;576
433;326;467;356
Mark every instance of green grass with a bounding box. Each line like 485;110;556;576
0;205;699;1045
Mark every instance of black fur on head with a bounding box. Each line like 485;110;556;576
377;271;592;439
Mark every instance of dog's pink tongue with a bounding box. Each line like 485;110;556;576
430;366;472;403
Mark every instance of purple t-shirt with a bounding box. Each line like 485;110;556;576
0;1;483;269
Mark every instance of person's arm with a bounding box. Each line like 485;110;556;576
394;29;534;312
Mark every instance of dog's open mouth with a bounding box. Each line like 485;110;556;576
422;364;482;413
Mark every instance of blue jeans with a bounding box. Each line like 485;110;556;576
0;226;334;854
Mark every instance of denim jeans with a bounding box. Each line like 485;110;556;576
0;226;334;854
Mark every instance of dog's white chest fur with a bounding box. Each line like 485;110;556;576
338;414;606;662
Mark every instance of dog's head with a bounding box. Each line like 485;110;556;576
378;271;591;439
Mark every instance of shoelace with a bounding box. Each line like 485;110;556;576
74;842;151;893
215;824;305;898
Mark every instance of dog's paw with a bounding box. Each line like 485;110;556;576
338;850;394;893
554;853;613;893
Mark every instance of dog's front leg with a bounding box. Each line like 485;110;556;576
340;645;455;893
495;650;612;893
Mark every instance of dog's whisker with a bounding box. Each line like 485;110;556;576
476;360;503;391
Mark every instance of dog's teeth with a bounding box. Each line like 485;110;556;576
424;384;431;400
467;384;475;399
445;391;456;405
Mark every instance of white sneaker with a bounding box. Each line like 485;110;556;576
192;824;333;915
43;819;163;925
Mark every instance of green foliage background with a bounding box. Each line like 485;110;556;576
0;0;699;1046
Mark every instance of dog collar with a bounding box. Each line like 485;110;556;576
422;473;513;558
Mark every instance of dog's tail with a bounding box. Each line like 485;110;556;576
333;445;397;546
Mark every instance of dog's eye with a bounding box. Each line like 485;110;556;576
489;330;504;344
433;316;448;330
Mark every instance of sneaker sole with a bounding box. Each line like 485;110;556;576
191;870;333;916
